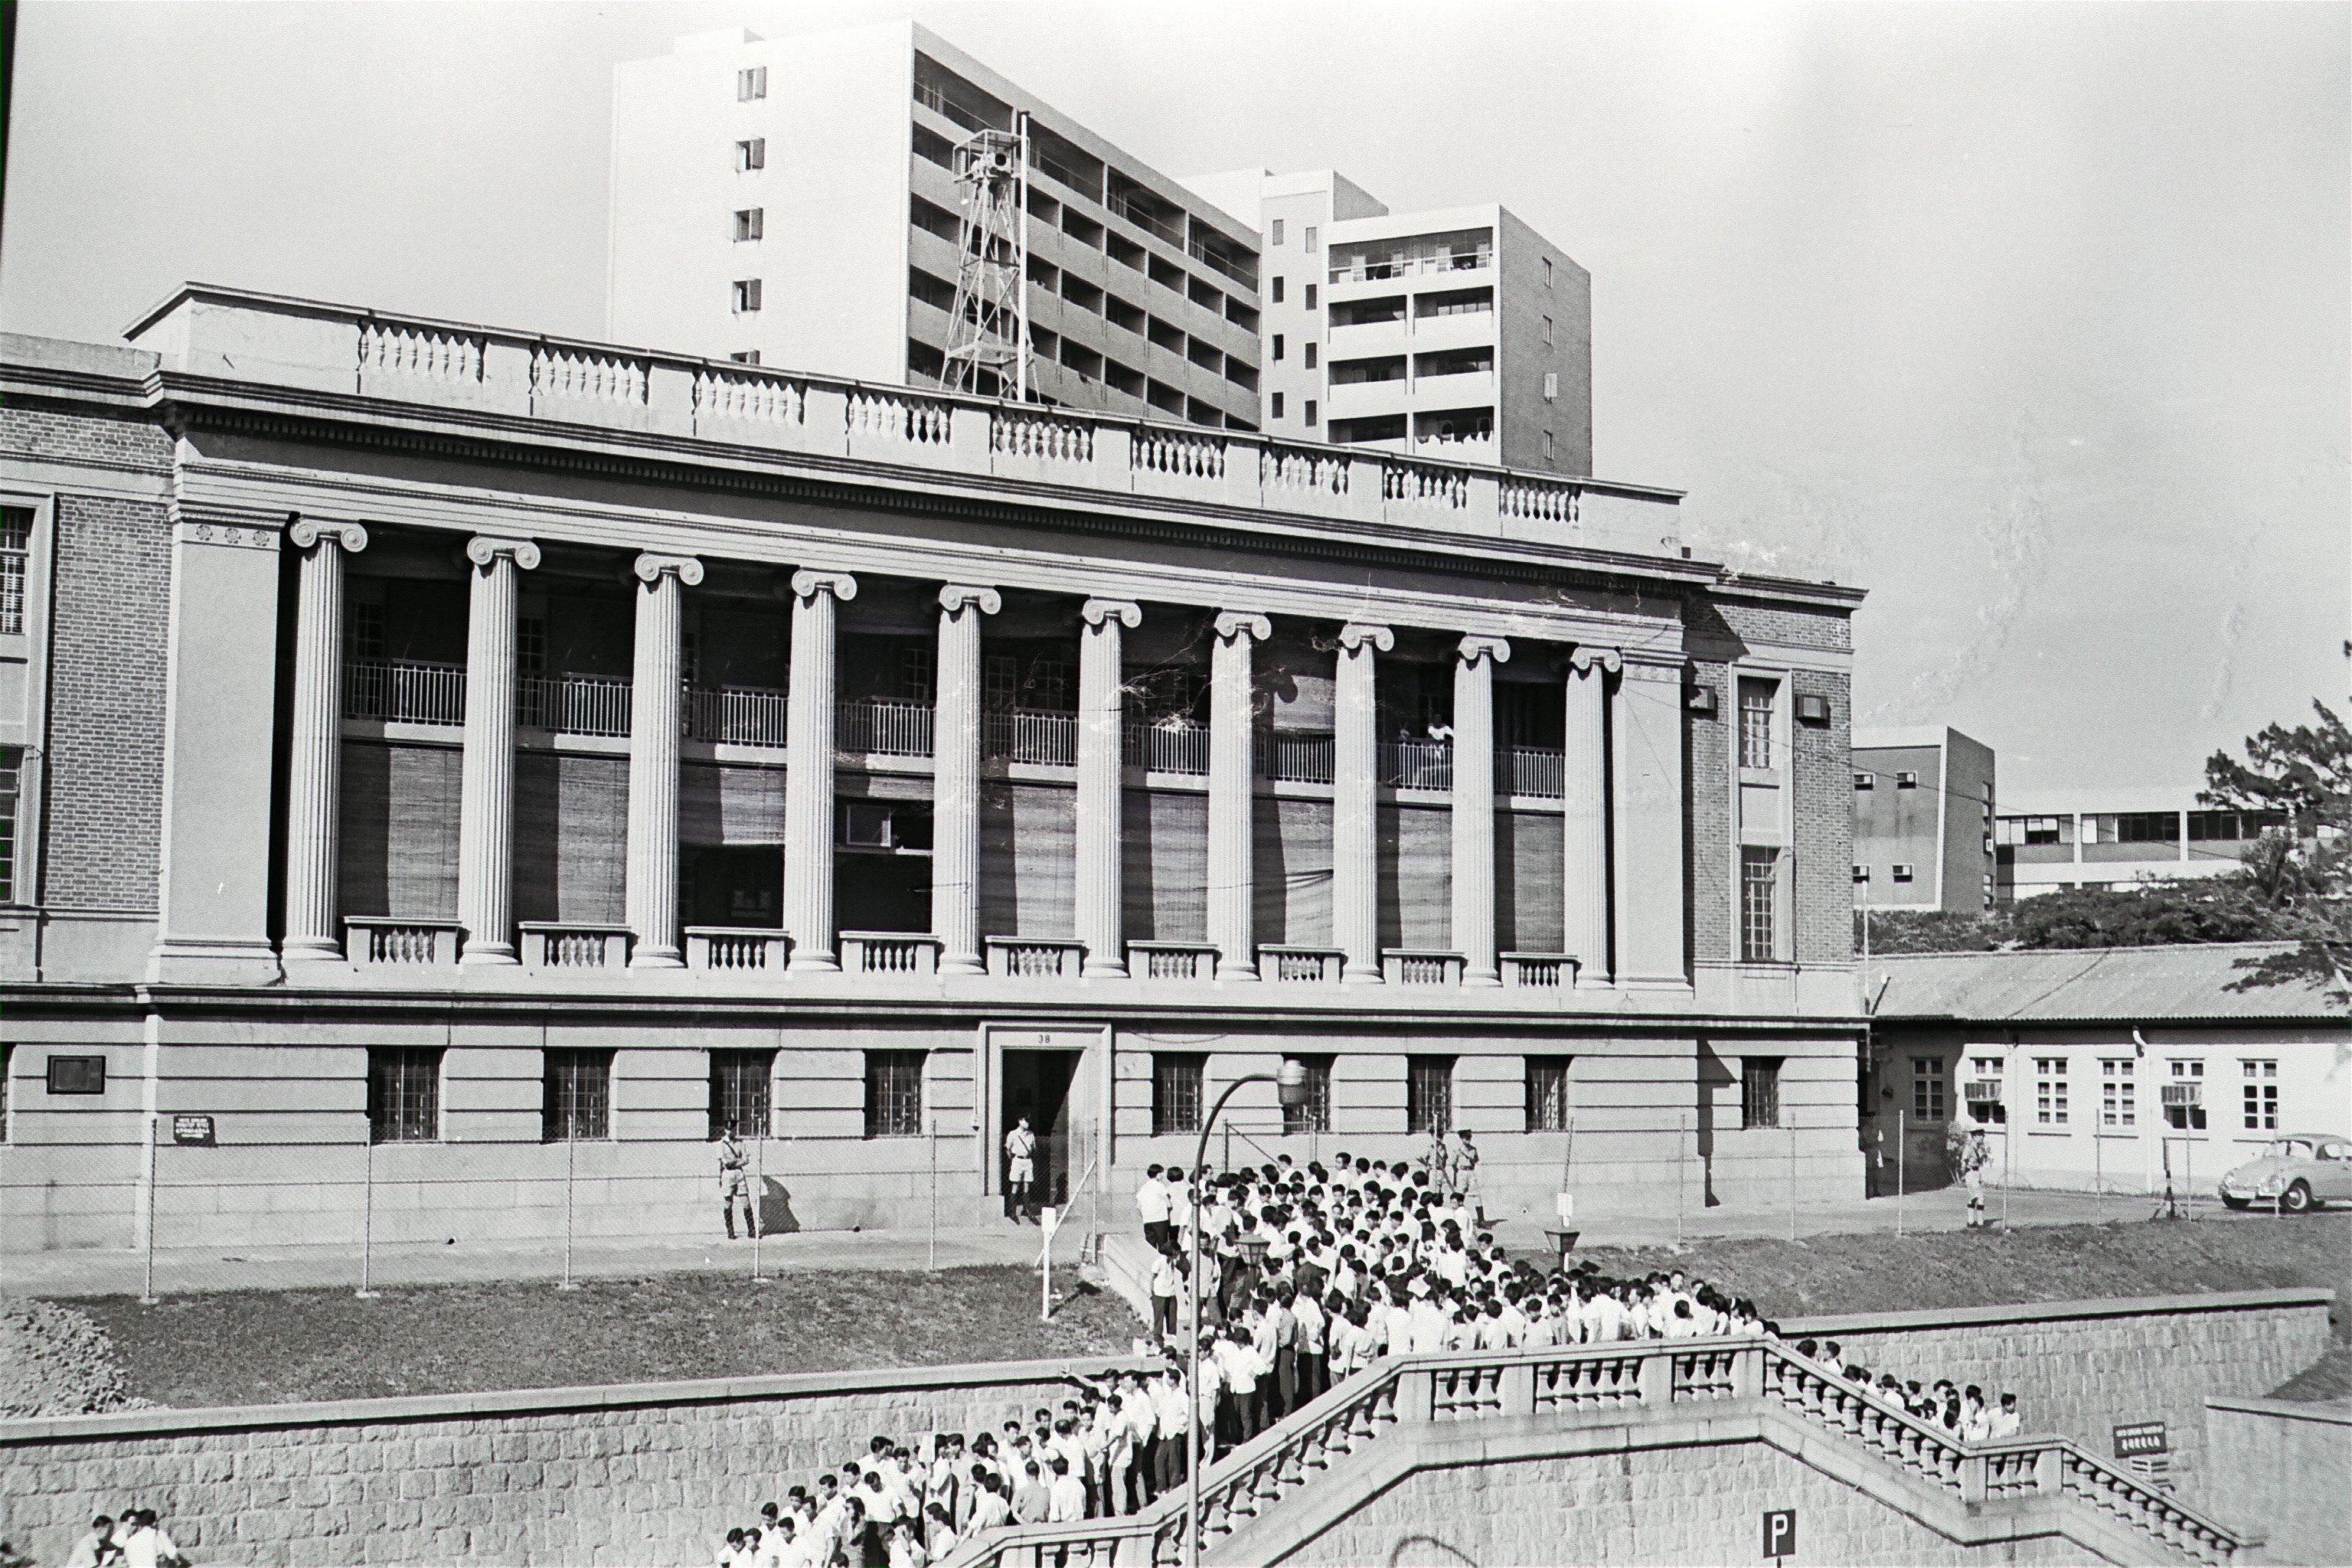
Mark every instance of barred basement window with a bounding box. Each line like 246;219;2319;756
1152;1053;1204;1135
0;507;29;635
1282;1055;1331;1135
710;1049;776;1140
0;746;19;904
1524;1058;1570;1132
863;1050;925;1138
542;1049;612;1142
1406;1056;1454;1135
1741;1057;1782;1129
368;1047;443;1143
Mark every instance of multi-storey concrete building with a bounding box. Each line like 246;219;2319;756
1993;788;2290;899
1851;726;1997;916
1184;169;1591;475
607;23;1263;432
0;286;1864;1255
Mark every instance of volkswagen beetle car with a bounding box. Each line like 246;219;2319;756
2218;1134;2352;1213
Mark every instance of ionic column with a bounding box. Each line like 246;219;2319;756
281;519;369;965
1333;623;1393;984
1209;611;1272;982
456;536;541;965
1563;645;1619;983
783;570;857;973
1452;635;1511;987
625;553;704;969
1076;598;1141;978
933;584;1001;975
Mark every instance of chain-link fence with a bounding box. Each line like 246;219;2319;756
0;1123;1083;1301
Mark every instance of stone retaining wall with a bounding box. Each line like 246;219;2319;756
1783;1286;2337;1507
2200;1396;2352;1567
0;1290;2331;1568
0;1355;1152;1568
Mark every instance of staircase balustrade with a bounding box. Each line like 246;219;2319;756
938;1335;2253;1568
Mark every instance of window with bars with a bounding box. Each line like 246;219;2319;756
1282;1054;1332;1135
518;616;547;678
541;1049;612;1142
863;1050;926;1138
2100;1059;2135;1128
709;1050;775;1140
2034;1057;2069;1125
1911;1057;1946;1122
1737;678;1776;768
0;507;29;635
1406;1056;1455;1135
0;747;19;905
1740;847;1779;962
2242;1060;2278;1130
368;1047;443;1143
1152;1053;1204;1135
2165;1060;2207;1130
348;599;387;662
1525;1058;1571;1132
1741;1057;1782;1129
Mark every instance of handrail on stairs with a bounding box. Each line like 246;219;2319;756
934;1334;2256;1568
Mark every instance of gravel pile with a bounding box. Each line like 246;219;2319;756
0;1298;151;1418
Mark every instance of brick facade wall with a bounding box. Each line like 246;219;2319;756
1711;596;1855;653
0;405;172;471
41;491;171;911
1686;657;1734;964
1790;668;1854;966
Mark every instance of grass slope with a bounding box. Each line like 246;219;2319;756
70;1266;1138;1410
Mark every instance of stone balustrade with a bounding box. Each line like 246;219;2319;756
518;923;632;972
343;916;460;969
149;286;1686;558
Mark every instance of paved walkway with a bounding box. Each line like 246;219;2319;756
4;1182;2252;1301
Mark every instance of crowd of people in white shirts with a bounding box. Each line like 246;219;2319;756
58;1509;185;1568
713;1148;2024;1566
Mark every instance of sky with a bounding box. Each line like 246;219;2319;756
2;1;2344;795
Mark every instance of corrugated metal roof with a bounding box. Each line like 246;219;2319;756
1864;942;2347;1023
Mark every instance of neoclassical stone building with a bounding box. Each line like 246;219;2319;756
0;286;1864;1250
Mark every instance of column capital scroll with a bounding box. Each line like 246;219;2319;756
465;536;541;571
939;584;1003;616
633;552;705;587
1457;635;1511;668
1337;622;1395;654
1568;645;1622;675
1214;610;1272;644
1081;598;1142;629
287;519;369;555
790;569;859;603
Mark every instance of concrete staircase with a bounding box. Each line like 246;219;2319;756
936;1337;2257;1568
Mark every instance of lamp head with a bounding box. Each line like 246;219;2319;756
1276;1060;1309;1108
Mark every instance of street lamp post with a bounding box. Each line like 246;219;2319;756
1189;1060;1308;1568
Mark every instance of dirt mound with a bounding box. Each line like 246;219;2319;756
0;1298;151;1418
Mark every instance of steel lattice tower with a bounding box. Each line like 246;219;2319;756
942;118;1031;401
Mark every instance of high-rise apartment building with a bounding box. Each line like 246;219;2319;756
1184;170;1592;475
608;22;1263;430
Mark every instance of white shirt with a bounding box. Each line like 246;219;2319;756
1048;1474;1086;1523
1136;1178;1172;1223
120;1527;178;1568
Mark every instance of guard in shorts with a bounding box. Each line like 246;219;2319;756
1005;1116;1038;1220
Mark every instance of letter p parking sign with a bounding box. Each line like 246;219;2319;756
1762;1508;1797;1559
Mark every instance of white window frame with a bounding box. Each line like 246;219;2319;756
735;138;766;173
1543;371;1559;401
2099;1059;2136;1128
2034;1057;2069;1126
0;492;53;910
732;278;763;314
733;207;764;242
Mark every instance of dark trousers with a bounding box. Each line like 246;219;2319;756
1302;1351;1328;1402
1273;1346;1298;1417
1144;1219;1172;1252
1152;1295;1177;1340
1155;1432;1183;1494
